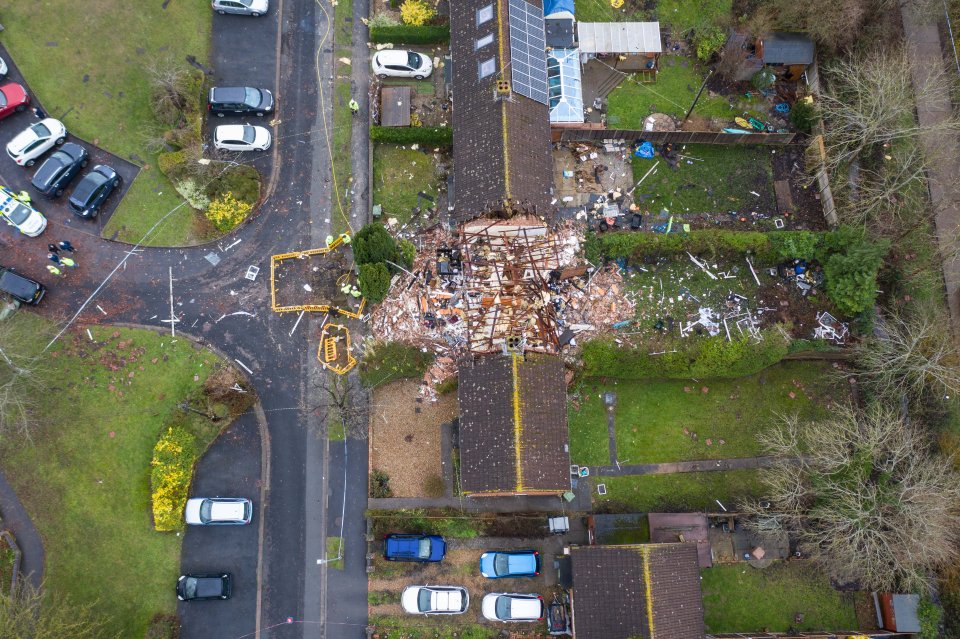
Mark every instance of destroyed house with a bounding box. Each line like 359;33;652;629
449;0;555;223
457;352;571;496
570;543;705;639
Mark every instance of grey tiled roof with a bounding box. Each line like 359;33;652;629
761;32;815;65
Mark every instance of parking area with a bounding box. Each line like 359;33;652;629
0;45;139;240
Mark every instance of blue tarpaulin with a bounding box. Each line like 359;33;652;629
544;0;574;17
634;141;655;159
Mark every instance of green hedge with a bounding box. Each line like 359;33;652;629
150;426;198;532
370;126;452;147
581;330;791;380
369;24;450;44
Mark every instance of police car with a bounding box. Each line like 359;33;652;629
0;185;47;237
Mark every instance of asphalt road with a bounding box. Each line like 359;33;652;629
0;0;371;638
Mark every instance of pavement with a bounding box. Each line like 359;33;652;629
0;469;44;590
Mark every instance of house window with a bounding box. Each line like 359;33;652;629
479;57;496;79
476;33;494;50
477;4;493;25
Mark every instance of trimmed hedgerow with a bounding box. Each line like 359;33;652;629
370;126;452;147
369;24;450;44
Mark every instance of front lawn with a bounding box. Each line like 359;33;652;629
701;563;859;632
372;144;440;228
632;144;775;215
593;469;764;512
0;1;212;246
0;314;240;637
606;56;766;127
570;361;846;466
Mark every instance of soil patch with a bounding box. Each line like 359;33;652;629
370;380;458;497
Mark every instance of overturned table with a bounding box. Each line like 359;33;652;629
380;86;411;127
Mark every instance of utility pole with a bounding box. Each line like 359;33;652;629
683;69;714;123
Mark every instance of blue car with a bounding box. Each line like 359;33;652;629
383;534;446;562
479;550;540;578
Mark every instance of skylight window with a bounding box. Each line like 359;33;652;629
479;57;496;79
476;33;494;49
477;4;493;24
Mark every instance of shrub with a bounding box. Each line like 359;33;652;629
157;149;189;180
398;239;416;268
752;68;777;89
917;597;944;639
694;27;727;61
151;426;197;532
370;469;393;498
359;340;434;387
358;263;392;303
368;13;400;28
399;0;436;26
205;192;252;232
369;24;450;44
790;99;819;134
210;164;261;205
174;178;211;210
370;126;452;147
353;223;400;266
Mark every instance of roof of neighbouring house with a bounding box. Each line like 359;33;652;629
761;32;815;65
449;0;555;223
457;352;571;494
647;513;712;568
571;543;705;639
577;21;662;54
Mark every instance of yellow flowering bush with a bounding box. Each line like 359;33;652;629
400;0;436;26
151;426;197;531
205;192;253;232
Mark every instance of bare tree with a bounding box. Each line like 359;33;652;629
312;372;369;441
145;57;193;128
0;319;46;439
771;0;872;53
853;305;960;401
743;405;960;591
0;581;119;639
817;46;960;175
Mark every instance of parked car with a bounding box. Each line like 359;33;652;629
371;50;433;80
0;82;29;121
6;118;66;167
208;86;274;117
30;142;88;197
185;497;253;525
383;534;446;562
481;593;544;622
68;164;121;219
212;0;269;15
214;124;272;151
479;550;540;579
0;265;45;305
176;573;232;601
401;586;468;615
0;185;47;237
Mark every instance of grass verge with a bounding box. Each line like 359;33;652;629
359;341;434;388
0;313;244;637
593;469;763;512
701;563;858;632
0;2;212;246
331;0;354;236
326;536;344;570
372;144;440;227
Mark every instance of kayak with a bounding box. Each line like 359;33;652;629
734;117;751;129
723;128;752;134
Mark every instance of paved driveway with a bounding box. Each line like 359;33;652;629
178;412;262;639
0;44;139;238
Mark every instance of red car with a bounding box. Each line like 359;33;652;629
0;82;30;121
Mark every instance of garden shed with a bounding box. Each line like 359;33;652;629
577;22;662;71
758;32;815;81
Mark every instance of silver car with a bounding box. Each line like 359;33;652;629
184;497;253;525
212;0;269;16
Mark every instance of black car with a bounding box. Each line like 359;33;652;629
68;164;121;218
30;142;88;198
176;573;232;601
0;266;45;305
208;86;274;117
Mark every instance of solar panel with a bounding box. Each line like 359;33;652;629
507;0;549;104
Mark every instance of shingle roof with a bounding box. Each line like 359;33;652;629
449;0;555;223
457;353;570;494
761;32;815;65
571;544;705;639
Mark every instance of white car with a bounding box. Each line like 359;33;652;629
184;497;253;525
212;0;269;16
372;50;433;80
6;118;67;167
481;593;544;622
401;586;469;615
0;56;7;77
0;186;47;237
214;124;272;151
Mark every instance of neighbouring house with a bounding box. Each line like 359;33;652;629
874;593;921;634
570;543;705;639
757;32;814;81
449;0;555;222
647;513;712;568
457;352;571;496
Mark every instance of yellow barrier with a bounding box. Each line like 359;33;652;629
317;323;357;375
269;234;365;317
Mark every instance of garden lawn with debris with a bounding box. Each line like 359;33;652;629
570;361;846;466
372;144;441;229
592;469;764;512
632;144;776;217
0;1;212;246
0;313;241;638
606;56;767;128
701;563;858;632
573;0;650;21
